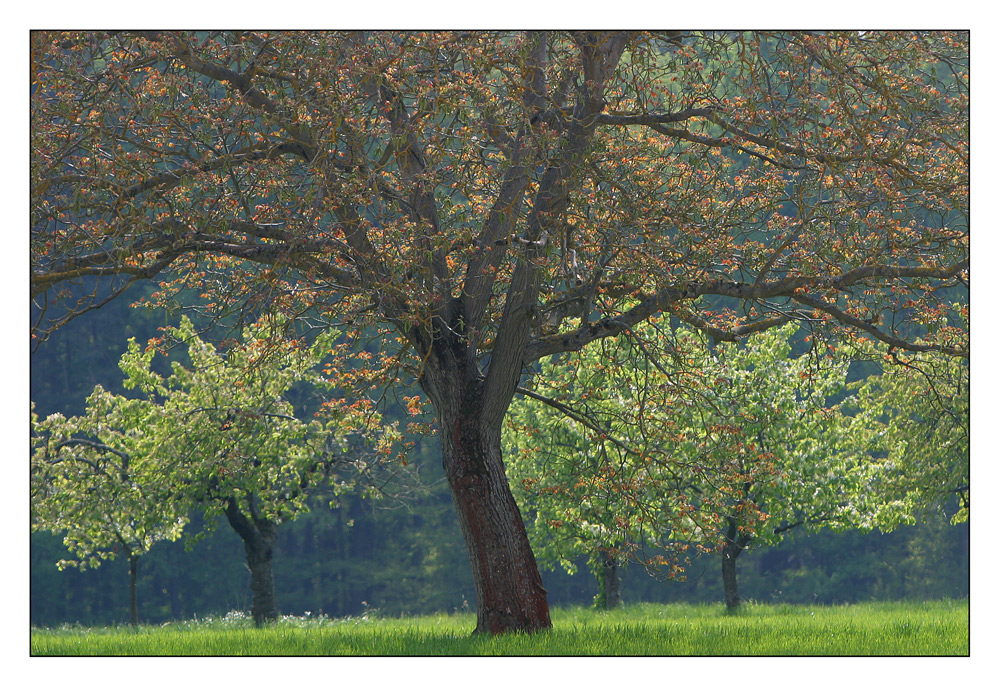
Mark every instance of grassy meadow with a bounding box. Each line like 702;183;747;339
30;599;968;656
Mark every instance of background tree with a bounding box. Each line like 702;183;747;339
34;314;393;626
31;397;187;626
31;30;969;633
506;322;957;610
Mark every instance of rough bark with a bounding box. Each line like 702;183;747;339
420;332;551;634
443;403;550;633
225;496;279;626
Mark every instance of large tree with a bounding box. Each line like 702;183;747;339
30;31;969;633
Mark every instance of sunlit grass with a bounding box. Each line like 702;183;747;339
30;600;968;656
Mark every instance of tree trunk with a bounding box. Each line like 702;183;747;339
722;515;752;611
595;549;622;610
445;416;551;634
127;554;139;626
225;497;279;626
245;530;278;626
722;550;740;610
427;366;551;634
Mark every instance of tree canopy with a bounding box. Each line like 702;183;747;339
32;31;968;354
31;395;187;572
851;340;970;527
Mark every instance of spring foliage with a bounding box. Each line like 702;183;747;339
505;322;964;580
851;341;969;527
31;32;967;362
31;315;390;570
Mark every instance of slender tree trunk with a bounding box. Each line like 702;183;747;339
225;497;279;626
244;531;278;626
722;550;740;610
598;549;622;610
722;515;752;611
127;554;139;626
593;548;622;610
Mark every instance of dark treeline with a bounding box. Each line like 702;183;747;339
30;494;968;627
29;289;969;628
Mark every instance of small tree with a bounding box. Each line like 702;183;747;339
31;398;187;626
33;315;393;626
507;322;887;609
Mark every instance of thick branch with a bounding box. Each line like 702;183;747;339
117;142;310;202
32;217;363;300
525;257;970;361
463;32;551;333
514;384;642;460
31;249;186;299
482;32;629;427
223;496;258;544
136;31;316;158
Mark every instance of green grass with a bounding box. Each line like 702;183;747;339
30;600;969;656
